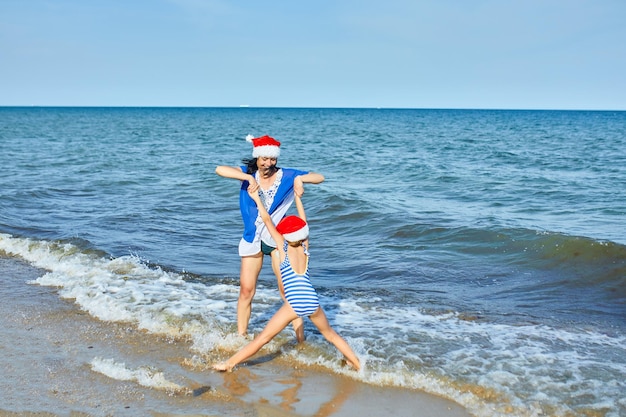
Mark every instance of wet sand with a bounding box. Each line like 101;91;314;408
0;256;472;417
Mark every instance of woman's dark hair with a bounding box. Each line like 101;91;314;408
242;157;279;175
242;158;257;174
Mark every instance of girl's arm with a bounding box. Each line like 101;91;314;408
248;189;284;247
294;194;310;247
294;194;306;223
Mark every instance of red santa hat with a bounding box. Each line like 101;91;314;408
276;215;309;242
246;134;281;158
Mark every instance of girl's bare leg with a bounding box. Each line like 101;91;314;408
214;304;298;372
310;308;361;371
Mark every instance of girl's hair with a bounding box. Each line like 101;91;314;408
242;157;279;175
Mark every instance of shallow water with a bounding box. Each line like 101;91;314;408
0;257;469;417
1;107;625;416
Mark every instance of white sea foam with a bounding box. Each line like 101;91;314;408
90;357;185;393
2;233;625;417
334;297;626;417
0;233;268;345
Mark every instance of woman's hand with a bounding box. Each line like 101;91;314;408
294;176;304;197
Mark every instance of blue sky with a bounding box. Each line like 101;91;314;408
1;0;625;109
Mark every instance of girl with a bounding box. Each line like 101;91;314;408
213;189;360;372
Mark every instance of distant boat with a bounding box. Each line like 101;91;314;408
239;104;250;108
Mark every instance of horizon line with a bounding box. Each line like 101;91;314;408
1;105;625;112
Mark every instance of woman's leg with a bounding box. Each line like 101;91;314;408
237;253;263;336
292;317;305;343
309;308;360;371
215;304;298;371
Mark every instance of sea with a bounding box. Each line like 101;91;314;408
1;106;624;417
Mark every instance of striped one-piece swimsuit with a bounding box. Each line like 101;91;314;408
280;242;320;317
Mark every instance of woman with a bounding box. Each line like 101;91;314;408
215;134;324;340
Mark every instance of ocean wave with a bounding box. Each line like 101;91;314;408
90;357;186;393
384;221;626;291
2;232;626;417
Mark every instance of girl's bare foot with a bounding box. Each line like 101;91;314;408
212;362;233;372
341;357;360;371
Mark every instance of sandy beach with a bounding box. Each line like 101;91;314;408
1;256;471;417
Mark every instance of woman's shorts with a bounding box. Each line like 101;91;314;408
261;241;276;255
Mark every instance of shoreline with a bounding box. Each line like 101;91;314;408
1;255;472;417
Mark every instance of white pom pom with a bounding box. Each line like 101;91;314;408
245;134;255;143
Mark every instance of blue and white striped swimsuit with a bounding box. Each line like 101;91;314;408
280;242;320;317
